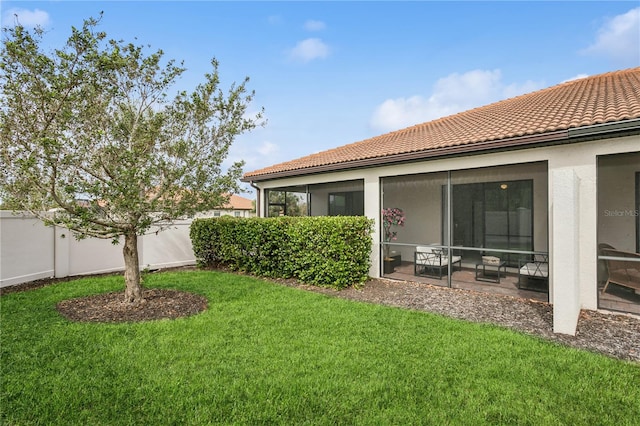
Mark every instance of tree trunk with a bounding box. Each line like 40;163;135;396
123;232;143;303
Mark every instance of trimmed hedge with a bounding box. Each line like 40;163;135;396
190;216;374;288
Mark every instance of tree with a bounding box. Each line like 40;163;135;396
0;15;264;303
266;190;308;217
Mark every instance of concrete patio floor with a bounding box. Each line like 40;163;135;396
383;261;640;316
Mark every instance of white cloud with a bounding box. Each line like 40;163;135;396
581;7;640;62
288;38;330;63
304;20;326;31
2;7;50;28
370;69;544;132
257;141;278;156
225;137;281;174
561;74;589;84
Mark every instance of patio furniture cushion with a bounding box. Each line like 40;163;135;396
415;245;439;255
414;246;462;279
415;246;460;266
519;262;549;278
482;256;501;266
518;254;549;292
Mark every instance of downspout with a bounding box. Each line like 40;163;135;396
249;181;261;217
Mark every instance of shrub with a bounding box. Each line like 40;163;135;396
190;216;374;288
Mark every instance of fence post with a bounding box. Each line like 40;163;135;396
54;226;70;278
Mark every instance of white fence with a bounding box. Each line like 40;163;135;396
0;211;199;288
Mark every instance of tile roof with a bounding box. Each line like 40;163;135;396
243;68;640;181
221;194;254;210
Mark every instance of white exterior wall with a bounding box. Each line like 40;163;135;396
251;134;640;334
549;168;582;334
210;209;254;218
364;171;382;277
547;144;599;334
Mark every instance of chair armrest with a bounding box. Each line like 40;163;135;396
602;249;640;259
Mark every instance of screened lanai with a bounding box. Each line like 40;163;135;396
381;161;549;302
597;151;640;315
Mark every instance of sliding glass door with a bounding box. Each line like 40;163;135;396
451;180;533;266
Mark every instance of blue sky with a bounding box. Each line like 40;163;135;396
2;1;639;180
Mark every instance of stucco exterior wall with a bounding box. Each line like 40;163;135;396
210;209;254;218
251;134;640;335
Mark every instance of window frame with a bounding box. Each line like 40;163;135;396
445;179;534;265
328;191;364;216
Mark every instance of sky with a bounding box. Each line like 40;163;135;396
2;1;639;185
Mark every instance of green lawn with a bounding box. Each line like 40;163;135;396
1;271;639;425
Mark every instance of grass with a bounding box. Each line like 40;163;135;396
1;271;639;425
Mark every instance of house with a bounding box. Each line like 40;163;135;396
210;194;256;218
242;68;640;335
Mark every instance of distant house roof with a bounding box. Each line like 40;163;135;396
220;194;254;211
243;67;640;182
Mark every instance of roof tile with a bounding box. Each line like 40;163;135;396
244;68;640;180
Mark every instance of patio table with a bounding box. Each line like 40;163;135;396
475;261;507;283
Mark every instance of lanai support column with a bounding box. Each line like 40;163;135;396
550;168;581;335
364;173;381;278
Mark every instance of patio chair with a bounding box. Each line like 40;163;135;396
414;245;462;280
598;243;616;284
598;243;616;252
518;254;549;290
601;249;640;295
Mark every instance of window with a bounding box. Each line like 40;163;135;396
328;191;364;216
213;211;221;217
265;187;308;217
450;180;533;265
308;180;364;216
234;211;241;218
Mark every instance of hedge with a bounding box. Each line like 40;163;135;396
190;216;374;288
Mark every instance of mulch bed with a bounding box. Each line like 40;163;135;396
56;288;208;323
2;268;639;362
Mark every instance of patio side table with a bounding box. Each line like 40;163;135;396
475;261;507;283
